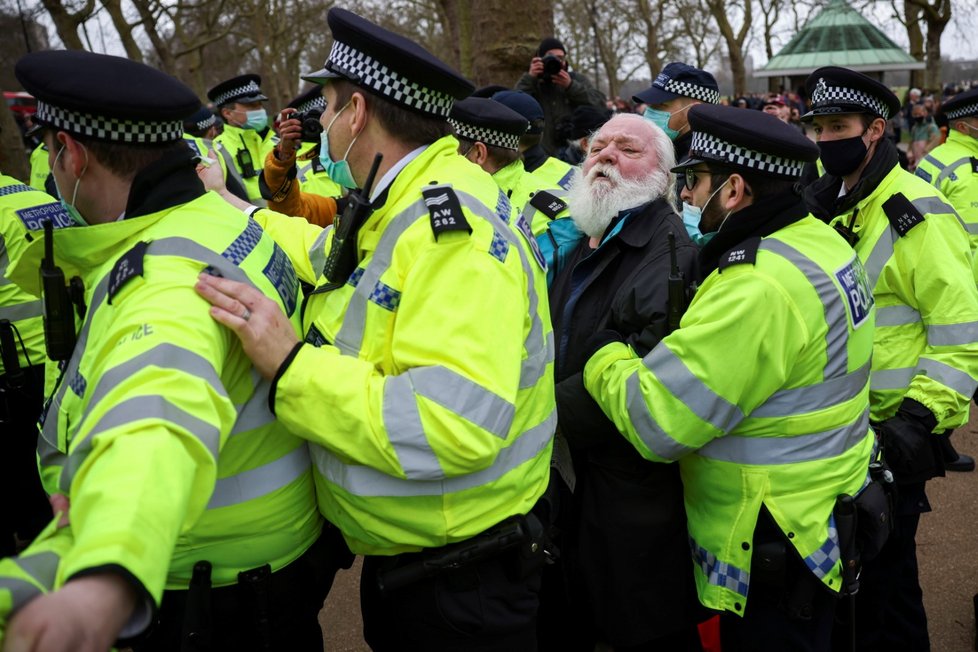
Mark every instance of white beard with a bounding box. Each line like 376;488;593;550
566;162;672;238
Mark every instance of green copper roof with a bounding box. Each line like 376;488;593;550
757;0;924;76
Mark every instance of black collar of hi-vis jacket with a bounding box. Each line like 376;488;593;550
125;147;206;220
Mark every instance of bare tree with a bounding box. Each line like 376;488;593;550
706;0;752;97
906;0;951;91
39;0;95;50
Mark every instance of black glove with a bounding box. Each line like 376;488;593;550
583;328;625;362
878;398;942;485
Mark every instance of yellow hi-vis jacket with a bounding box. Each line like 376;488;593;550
214;123;277;206
492;158;571;238
585;213;876;615
28;144;51;192
0;192;321;632
254;135;555;555
830;163;978;428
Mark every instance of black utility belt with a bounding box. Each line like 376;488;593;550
375;512;545;594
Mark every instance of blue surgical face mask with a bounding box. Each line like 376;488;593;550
643;104;691;141
681;178;729;247
243;108;268;131
53;144;88;226
319;101;359;189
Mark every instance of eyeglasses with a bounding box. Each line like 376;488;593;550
682;167;711;191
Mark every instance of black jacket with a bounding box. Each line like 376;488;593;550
548;198;703;644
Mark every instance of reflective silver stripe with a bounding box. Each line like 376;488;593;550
927;320;978;347
698;411;870;465
382;371;446;480
216;142;266;208
332;201;427;357
876;304;920;327
644;344;745;433
308;225;332;281
0;299;43;322
912;196;962;235
761;239;848;378
750;362;870;418
207;444;310;509
0;233;8;282
230;376;275;436
625;369;696;461
935;156;973;184
312;409;555;497
15;551;59;588
872;359;978;396
862;225;896;290
410;366;515;439
921;154;945;171
0;577;43;613
62;394;223;491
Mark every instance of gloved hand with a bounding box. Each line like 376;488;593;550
583;328;625;362
878;398;942;485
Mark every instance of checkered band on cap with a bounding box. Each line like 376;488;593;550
327;41;456;117
296;95;326;114
36;100;183;144
449;118;522;150
661;78;720;104
945;101;978;120
195;113;216;131
212;79;263;106
810;78;889;118
690;130;806;177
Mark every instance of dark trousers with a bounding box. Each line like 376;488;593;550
840;510;929;652
133;524;351;652
360;544;544;652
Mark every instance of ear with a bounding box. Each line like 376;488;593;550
349;91;369;136
577;136;589;151
471;142;489;167
725;173;753;209
55;131;87;177
867;117;887;143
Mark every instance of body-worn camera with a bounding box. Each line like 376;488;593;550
293;109;324;142
541;54;563;83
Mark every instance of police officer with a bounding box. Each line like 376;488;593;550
584;105;876;651
801;66;978;652
210;74;276;206
0;50;332;651
450;96;571;236
493;90;575;189
26;144;53;195
913;86;978;473
0;177;70;558
260;85;343;223
182;106;250;204
195;8;554;651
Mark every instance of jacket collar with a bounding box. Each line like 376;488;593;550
947;128;978;154
523;144;548;172
126;147;206;219
492;159;526;198
804;137;900;223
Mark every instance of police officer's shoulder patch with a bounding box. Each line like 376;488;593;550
528;190;568;220
718;237;761;272
882;192;925;237
422;185;471;240
108;240;149;303
971;157;978;175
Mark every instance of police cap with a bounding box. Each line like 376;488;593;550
302;7;473;118
15;50;199;145
633;62;720;106
802;67;900;120
287;86;326;114
673;104;819;179
449;97;528;151
491;90;545;134
471;85;510;99
940;87;978;121
184;106;216;133
207;74;268;107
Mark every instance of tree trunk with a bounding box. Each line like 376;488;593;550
465;0;553;88
706;0;750;98
39;0;94;50
99;0;143;62
0;106;30;184
904;0;925;89
923;20;945;91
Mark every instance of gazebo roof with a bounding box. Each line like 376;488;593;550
756;0;925;77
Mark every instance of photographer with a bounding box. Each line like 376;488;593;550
516;37;606;155
260;86;344;225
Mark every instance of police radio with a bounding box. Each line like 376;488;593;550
236;148;257;178
833;208;860;247
321;153;383;287
40;220;76;361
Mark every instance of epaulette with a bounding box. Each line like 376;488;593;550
108;241;149;303
422;184;471;240
528;190;568;220
971;157;978;175
881;192;925;237
718;236;762;273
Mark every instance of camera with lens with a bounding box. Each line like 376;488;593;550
541;54;563;83
292;109;324;142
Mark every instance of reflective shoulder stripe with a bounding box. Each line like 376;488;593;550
308;225;332;281
759;238;849;378
698;412;870;465
207;444;310;509
802;514;840;580
911;196;957;218
0;299;43;323
690;536;749;599
927;320;978;347
921;154;945;171
936;156;973;184
862;224;897;290
312;409;554;497
876;304;920;327
750;362;870;419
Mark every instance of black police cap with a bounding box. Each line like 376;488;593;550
940;87;978;121
207;74;268;106
184;106;216;132
803;67;900;120
16;50;199;145
633;62;720;106
449;98;529;151
673;104;819;179
287;86;326;114
302;8;473;118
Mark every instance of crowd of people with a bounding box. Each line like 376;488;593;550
2;9;978;652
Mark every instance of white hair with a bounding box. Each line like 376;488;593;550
567;114;677;238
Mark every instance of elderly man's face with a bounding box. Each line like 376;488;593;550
582;116;659;189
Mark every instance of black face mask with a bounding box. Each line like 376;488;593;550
818;133;869;177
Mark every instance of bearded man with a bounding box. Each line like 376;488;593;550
546;112;704;651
